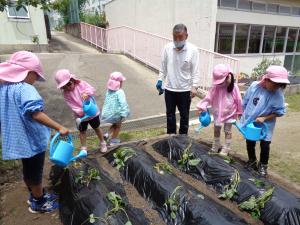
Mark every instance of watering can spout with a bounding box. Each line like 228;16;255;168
233;120;246;136
70;149;88;162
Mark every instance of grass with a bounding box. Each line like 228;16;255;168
286;94;300;112
73;127;165;150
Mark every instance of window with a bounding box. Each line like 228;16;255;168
294;55;300;73
284;55;293;71
292;7;300;16
267;4;278;13
274;27;287;53
218;24;234;54
262;26;276;53
234;24;249;54
7;2;29;19
252;2;266;12
286;29;297;52
279;5;291;14
248;25;262;53
220;0;237;8
238;0;251;10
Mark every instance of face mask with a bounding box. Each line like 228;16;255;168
174;40;186;49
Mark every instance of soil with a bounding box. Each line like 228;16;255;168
1;117;299;225
93;154;166;225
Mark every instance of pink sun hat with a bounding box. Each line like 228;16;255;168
261;65;290;84
107;72;126;91
212;64;233;85
55;69;78;89
0;51;45;83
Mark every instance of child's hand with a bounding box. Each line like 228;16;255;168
256;117;266;123
198;109;203;115
59;126;69;136
82;93;89;100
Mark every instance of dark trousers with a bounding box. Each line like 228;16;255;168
165;89;191;134
246;140;271;165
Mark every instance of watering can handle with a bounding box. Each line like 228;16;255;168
49;132;73;157
83;96;96;104
260;122;268;140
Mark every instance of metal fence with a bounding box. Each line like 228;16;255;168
80;22;240;90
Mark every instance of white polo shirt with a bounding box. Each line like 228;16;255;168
158;41;200;92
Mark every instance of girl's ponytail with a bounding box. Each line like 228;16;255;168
227;73;235;93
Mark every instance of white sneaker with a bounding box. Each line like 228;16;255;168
219;147;230;156
100;141;107;153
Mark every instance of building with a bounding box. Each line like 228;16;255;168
0;4;48;53
105;0;300;75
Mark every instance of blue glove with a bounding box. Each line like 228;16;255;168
156;80;162;90
156;80;164;95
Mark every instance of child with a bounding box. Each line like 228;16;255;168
54;69;107;153
241;65;289;177
0;51;69;213
101;72;130;146
196;64;243;156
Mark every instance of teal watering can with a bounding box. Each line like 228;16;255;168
80;96;98;121
195;111;211;133
50;133;87;167
233;121;268;141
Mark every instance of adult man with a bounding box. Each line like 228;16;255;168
156;24;200;134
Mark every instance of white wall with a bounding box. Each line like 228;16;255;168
105;0;218;51
0;6;48;46
234;54;285;75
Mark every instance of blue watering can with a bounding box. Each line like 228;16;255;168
233;121;268;141
80;96;98;121
195;111;211;133
50;133;87;167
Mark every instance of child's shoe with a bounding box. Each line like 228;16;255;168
244;159;258;170
27;192;58;205
210;139;221;153
258;162;268;177
100;141;107;153
109;138;121;146
219;146;230;156
28;195;59;213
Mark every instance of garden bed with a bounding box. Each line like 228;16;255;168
152;136;300;225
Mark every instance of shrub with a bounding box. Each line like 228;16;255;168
251;58;281;80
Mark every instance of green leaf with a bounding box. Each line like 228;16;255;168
188;158;201;166
125;221;132;225
170;211;176;219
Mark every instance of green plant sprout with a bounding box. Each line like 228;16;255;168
239;187;275;219
164;185;183;220
248;178;266;188
75;168;101;187
177;142;201;170
218;170;240;200
153;162;173;175
83;192;132;225
113;147;137;170
223;155;234;164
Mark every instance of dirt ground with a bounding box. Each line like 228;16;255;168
1;111;299;225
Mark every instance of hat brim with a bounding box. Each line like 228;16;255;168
269;77;290;84
213;77;227;85
0;62;46;83
57;79;70;89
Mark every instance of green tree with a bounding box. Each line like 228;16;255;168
0;0;52;12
